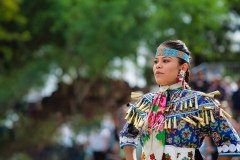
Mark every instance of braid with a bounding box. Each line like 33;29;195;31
184;70;191;89
185;70;190;83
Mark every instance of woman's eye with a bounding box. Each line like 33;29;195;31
153;60;158;64
163;59;170;63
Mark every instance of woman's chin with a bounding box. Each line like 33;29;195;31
156;81;166;86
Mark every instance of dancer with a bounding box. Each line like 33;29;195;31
120;40;240;160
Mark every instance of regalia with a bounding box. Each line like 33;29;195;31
120;84;240;160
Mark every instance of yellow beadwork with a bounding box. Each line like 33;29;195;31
210;110;215;122
168;118;171;129
173;116;177;129
189;99;192;107
205;111;209;125
195;95;198;109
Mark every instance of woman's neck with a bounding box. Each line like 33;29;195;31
159;81;182;92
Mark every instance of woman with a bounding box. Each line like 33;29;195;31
119;40;240;160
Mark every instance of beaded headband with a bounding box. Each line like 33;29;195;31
156;47;190;63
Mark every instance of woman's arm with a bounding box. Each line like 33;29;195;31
204;137;216;155
123;146;137;160
206;98;240;159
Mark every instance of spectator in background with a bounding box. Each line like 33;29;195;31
208;77;226;102
88;119;112;160
112;105;129;160
114;105;128;142
190;71;209;92
232;79;240;122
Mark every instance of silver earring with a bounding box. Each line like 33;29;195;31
179;70;185;81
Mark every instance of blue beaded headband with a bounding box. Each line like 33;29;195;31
156;47;190;63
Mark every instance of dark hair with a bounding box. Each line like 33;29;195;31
160;40;191;83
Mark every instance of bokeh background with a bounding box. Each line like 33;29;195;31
0;0;240;159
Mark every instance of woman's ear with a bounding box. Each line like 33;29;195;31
180;63;189;72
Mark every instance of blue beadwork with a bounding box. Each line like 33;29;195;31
155;48;190;63
119;89;240;157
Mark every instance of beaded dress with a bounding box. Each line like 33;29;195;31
120;83;240;160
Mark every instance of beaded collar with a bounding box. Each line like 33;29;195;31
159;82;182;92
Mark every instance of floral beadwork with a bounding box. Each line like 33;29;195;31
162;153;172;160
150;153;156;160
120;89;240;159
141;152;146;160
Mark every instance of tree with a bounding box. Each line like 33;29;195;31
0;0;153;158
0;0;30;73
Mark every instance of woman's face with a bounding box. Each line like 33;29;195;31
153;55;182;86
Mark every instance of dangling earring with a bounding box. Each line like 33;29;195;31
179;70;185;81
177;69;185;82
177;69;186;89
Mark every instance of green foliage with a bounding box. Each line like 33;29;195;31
9;153;31;160
0;57;50;108
147;0;229;60
50;0;153;75
0;0;30;73
0;0;155;105
1;0;237;106
228;0;240;14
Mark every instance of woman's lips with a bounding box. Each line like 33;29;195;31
155;71;164;75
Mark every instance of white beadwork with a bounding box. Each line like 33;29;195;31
237;144;240;152
222;145;229;152
229;144;237;152
218;146;223;153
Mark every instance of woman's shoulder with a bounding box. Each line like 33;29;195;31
181;88;220;97
181;89;220;100
130;91;157;103
166;89;221;111
165;89;229;127
124;91;157;129
178;89;221;109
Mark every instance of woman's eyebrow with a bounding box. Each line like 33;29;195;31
162;56;172;59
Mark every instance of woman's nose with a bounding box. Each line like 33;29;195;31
156;62;162;69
